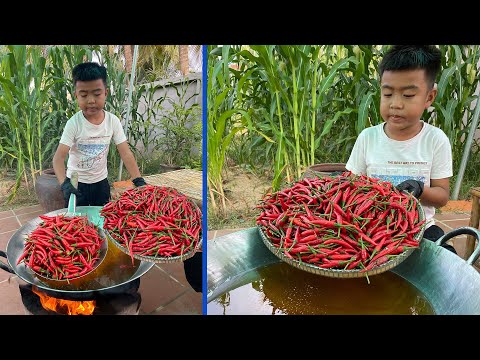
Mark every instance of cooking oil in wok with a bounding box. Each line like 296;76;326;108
207;262;435;315
35;239;141;291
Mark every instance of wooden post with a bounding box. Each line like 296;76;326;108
467;187;480;258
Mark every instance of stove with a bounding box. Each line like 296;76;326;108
19;279;142;315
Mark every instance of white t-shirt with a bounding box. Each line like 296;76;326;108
346;121;453;228
60;110;127;184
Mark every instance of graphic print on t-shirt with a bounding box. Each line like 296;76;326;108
370;160;428;186
76;138;109;170
372;174;425;186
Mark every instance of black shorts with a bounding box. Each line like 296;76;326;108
423;224;444;241
183;251;203;292
423;224;457;254
64;177;111;207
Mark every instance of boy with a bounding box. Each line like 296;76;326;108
53;61;203;294
52;61;146;207
345;45;456;254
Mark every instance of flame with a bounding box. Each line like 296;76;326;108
32;286;95;315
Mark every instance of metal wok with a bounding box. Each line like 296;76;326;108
207;226;480;315
0;206;154;299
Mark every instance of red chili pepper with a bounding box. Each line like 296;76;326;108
257;171;426;272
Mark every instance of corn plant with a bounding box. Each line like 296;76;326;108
0;45;122;202
230;45;360;190
214;44;480;197
0;46;51;201
431;45;480;175
0;44;195;202
207;45;252;213
103;49;131;176
43;45;96;166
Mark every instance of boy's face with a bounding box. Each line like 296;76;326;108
74;79;108;119
380;69;436;135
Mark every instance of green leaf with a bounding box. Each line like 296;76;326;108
437;66;456;102
357;91;375;135
319;108;355;138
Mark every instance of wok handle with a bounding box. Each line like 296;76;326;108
0;250;15;274
435;226;480;265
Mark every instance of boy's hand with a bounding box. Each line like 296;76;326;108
396;179;424;198
61;178;81;200
132;177;147;187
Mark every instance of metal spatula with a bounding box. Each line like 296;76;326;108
65;171;79;217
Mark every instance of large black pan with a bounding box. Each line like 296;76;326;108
0;206;154;299
207;226;480;314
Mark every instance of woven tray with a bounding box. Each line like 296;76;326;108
143;169;202;207
259;197;426;278
104;228;201;264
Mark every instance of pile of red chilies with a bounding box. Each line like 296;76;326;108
17;215;104;280
256;171;425;271
101;185;202;263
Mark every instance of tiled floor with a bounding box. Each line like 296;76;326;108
431;211;473;260
0;205;202;315
2;203;476;315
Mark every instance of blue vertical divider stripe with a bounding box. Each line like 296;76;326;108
202;44;208;315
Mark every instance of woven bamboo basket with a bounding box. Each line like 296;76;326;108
143;169;202;207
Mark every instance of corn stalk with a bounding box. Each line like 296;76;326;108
216;44;480;197
229;45;357;190
0;46;50;201
208;46;241;212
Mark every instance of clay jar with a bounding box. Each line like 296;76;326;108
35;168;65;213
159;164;183;174
303;163;347;178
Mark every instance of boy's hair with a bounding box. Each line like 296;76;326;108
378;45;442;89
72;62;107;88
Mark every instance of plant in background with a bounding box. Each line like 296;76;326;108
310;45;384;162
125;78;202;174
0;45;198;203
0;46;51;201
156;80;202;168
431;45;480;177
210;44;480;204
43;45;98;167
207;45;253;213
233;45;360;190
127;82;165;173
103;47;134;177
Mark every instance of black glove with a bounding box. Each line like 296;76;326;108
396;179;424;198
132;177;147;187
60;177;81;201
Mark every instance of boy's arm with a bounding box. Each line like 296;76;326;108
53;143;81;199
419;178;450;208
116;141;142;180
52;143;70;184
416;131;452;208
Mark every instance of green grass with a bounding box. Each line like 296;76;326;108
0;182;39;211
450;175;480;200
207;206;258;231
